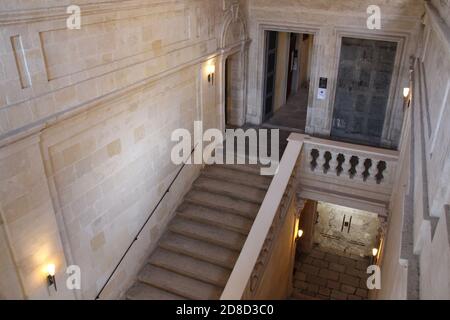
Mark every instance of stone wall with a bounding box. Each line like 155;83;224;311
314;202;380;257
244;0;424;148
0;0;248;299
379;0;450;299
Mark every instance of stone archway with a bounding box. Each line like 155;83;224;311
219;2;249;128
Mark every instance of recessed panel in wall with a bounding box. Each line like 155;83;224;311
40;9;189;81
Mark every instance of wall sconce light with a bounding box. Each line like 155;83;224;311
47;264;57;291
372;248;378;257
206;64;215;85
297;229;304;240
403;87;410;99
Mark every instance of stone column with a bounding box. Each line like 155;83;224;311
297;198;318;254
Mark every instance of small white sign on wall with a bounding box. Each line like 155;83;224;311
317;88;327;100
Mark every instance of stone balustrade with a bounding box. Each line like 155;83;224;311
302;137;399;188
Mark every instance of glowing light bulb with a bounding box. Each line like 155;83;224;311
403;87;410;98
47;264;56;277
206;64;215;75
372;248;378;257
297;229;304;239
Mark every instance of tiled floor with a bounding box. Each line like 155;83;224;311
263;89;309;132
291;246;371;300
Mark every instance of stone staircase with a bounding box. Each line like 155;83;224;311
126;164;272;300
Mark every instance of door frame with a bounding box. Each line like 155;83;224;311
256;23;320;126
218;39;250;133
329;29;407;148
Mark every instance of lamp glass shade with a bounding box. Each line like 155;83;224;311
297;229;304;238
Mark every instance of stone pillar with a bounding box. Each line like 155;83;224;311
297;199;318;254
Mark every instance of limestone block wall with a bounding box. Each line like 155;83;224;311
244;0;424;148
0;0;248;299
0;136;74;299
379;1;450;300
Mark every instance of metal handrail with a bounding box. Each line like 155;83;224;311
95;145;197;300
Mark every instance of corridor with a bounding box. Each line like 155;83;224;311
263;90;309;132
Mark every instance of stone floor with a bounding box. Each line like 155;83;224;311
291;246;371;300
263;89;309;132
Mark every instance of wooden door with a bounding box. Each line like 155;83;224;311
331;37;397;146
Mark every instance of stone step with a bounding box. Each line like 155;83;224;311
214;163;263;176
194;177;266;204
177;203;254;235
138;265;222;300
169;217;246;251
185;190;260;219
149;248;230;287
126;282;186;300
159;233;239;269
203;165;272;190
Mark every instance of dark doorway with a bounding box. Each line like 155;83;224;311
262;31;313;132
331;37;398;147
225;57;229;126
263;31;278;121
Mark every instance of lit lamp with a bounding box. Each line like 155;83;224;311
47;264;57;291
403;87;410;99
371;248;379;265
206;64;215;85
297;229;304;240
372;248;378;257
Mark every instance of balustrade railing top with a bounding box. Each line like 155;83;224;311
220;133;305;300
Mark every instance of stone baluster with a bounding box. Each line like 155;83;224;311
348;155;360;179
316;148;327;174
368;159;377;183
341;153;351;178
335;153;346;176
375;160;387;184
328;151;339;176
322;151;333;174
355;156;366;182
362;158;373;182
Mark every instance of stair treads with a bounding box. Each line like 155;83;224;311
169;217;246;251
194;177;266;203
127;282;186;300
214;164;262;175
149;249;231;287
203;166;272;190
159;233;239;269
139;265;222;300
185;190;260;219
178;203;254;235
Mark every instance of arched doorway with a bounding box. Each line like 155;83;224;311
219;2;248;129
